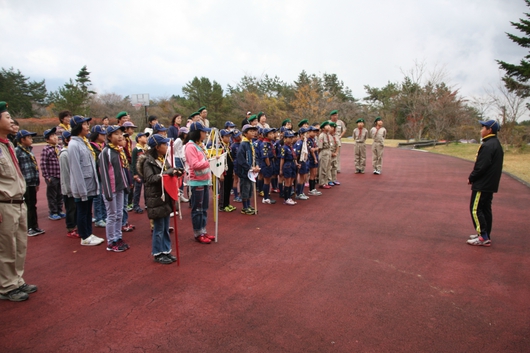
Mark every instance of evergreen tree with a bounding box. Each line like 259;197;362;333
497;0;530;98
0;67;47;117
49;65;95;115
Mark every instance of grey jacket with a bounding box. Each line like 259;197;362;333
59;148;72;197
67;136;100;201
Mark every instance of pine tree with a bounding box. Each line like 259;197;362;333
497;0;530;98
50;65;95;115
0;67;47;118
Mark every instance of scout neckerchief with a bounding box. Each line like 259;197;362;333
263;138;276;158
0;138;23;176
47;143;60;158
157;155;168;171
242;136;256;166
91;141;105;152
475;134;496;160
81;136;96;160
222;141;233;162
59;123;71;132
108;142;129;168
18;145;39;171
125;136;132;156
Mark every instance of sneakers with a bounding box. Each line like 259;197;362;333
203;233;215;241
333;180;341;185
320;184;331;189
373;170;381;175
169;212;179;217
284;198;296;205
295;194;309;200
154;254;173;264
355;169;361;174
259;191;264;197
48;214;61;221
308;189;322;196
28;228;44;237
67;229;80;238
271;188;280;193
126;204;134;212
19;283;37;294
0;288;29;302
468;234;479;240
107;241;126;252
80;234;105;246
58;213;66;218
179;194;189;203
195;234;212;244
165;253;177;262
133;207;144;214
121;223;135;232
221;205;236;212
241;208;256;215
328;182;335;186
262;198;276;204
94;220;106;228
116;238;130;250
467;236;491;247
234;196;242;203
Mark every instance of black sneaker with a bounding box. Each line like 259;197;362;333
33;228;45;235
27;228;41;237
165;253;177;262
19;283;37;294
154;254;172;264
116;238;129;250
106;242;125;252
0;288;29;302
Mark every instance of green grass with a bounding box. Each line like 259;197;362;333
423;142;530;184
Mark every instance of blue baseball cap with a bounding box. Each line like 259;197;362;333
91;125;106;135
242;124;258;133
283;131;295;138
106;125;125;135
220;129;232;137
298;127;309;134
232;129;242;138
16;130;37;140
70;115;92;128
309;126;319;131
148;134;170;148
224;121;236;128
263;128;277;136
480;120;500;133
62;131;71;140
43;127;57;139
153;123;167;132
135;131;150;142
189;122;211;133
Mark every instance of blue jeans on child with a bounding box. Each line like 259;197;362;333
190;185;209;237
132;179;143;210
152;216;172;256
103;190;124;245
93;193;106;223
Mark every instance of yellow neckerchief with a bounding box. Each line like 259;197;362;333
108;143;129;168
47;143;60;157
95;142;105;150
222;141;233;162
136;142;148;152
157;155;168;171
475;134;496;160
19;145;39;170
59;123;71;132
242;136;255;166
81;136;96;160
125;136;132;155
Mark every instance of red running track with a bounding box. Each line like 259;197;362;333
0;144;528;352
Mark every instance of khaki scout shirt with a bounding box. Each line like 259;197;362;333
0;142;25;200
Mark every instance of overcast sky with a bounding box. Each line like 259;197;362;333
2;0;529;108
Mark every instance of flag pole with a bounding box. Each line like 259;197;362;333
170;139;180;266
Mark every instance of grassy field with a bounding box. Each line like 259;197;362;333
423;143;529;185
343;138;530;184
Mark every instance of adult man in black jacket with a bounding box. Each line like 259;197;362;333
467;120;504;247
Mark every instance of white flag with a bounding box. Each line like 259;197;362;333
209;152;227;178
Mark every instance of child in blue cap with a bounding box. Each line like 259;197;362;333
280;131;297;206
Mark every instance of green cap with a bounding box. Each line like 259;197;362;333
189;111;200;119
0;101;8;114
198;106;207;113
320;121;330;129
356;118;365;123
281;118;291;126
374;116;382;123
248;114;257;122
257;111;265;119
298;119;308;127
329;122;337;128
329;110;338;116
116;111;128;120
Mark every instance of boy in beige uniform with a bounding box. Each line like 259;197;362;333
353;118;368;173
370;117;386;175
0;101;38;302
317;121;332;189
329;122;341;185
328;110;346;173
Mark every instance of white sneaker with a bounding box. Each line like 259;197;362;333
469;234;479;240
301;193;309;199
308;189;322;196
170;211;179;218
81;235;104;246
284;198;296;206
179;194;189;203
90;234;105;244
262;198;271;204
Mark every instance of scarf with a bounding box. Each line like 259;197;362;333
108;143;129;168
157;155;168;171
18;145;39;171
0;138;22;176
81;136;96;161
59;123;71;132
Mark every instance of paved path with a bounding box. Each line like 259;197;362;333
1;145;528;352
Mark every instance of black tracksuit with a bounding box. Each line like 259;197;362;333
468;134;504;240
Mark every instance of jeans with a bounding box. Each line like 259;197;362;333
122;192;129;226
152;216;172;256
190;185;209;236
103;190;124;244
132;179;143;209
75;198;93;240
93;193;106;222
